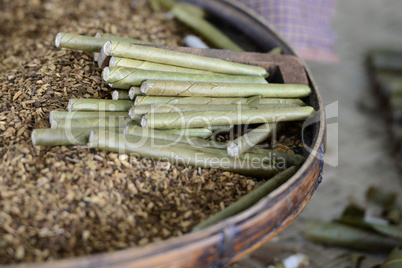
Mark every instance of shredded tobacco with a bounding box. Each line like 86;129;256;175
0;0;302;263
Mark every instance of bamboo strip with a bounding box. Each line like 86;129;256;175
102;41;268;77
102;67;267;86
141;80;311;98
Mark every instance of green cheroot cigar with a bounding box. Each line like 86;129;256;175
89;131;278;177
49;111;131;125
172;4;243;51
112;90;130;100
141;80;311;98
129;86;142;100
53;117;135;129
125;124;304;166
102;67;267;86
141;106;315;129
68;98;133;112
134;96;307;106
108;82;132;90
193;166;298;230
31;128;119;146
55;32;151;52
304;220;402;252
109;57;215;74
102;41;268;77
227;123;275;158
129;103;300;117
380;248;402;268
125;123;213;139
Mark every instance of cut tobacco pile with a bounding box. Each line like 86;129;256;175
1;0;314;264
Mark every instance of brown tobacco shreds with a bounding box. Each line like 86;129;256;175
0;0;302;264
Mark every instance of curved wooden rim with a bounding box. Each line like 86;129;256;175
4;1;325;267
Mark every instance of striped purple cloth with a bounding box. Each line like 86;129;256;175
238;0;338;62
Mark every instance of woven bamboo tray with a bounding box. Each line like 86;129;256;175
5;0;325;267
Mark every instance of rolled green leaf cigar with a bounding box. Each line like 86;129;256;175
109;57;214;74
108;82;132;90
125;124;223;148
141;106;315;129
55;32;149;52
102;67;267;86
125;122;213;139
53;117;134;129
193;166;298;230
90;132;278;177
31;128;120;146
96;33;154;45
141;80;311;98
134;96;307;106
380;247;402;268
32;128;93;146
172;4;243;51
49;111;131;125
68;98;133;112
227;123;274;157
303;220;402;252
167;128;213;139
125;123;304;166
112;90;130;100
102;41;268;77
129;86;142;100
129;103;300;117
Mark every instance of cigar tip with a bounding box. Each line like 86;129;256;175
134;96;139;106
49;111;54;125
103;41;112;56
102;67;110;82
93;52;99;62
141;116;148;128
128;106;136;119
109;56;115;67
55;32;62;47
129;87;136;100
88;130;96;148
227;142;240;158
67;99;73;112
31;129;37;146
112;90;119;100
123;125;129;135
51;120;58;129
140;81;149;94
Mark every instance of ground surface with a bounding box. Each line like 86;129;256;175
235;0;402;267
